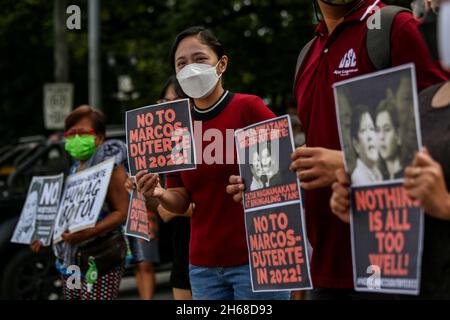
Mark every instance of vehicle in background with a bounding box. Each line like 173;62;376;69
0;127;172;299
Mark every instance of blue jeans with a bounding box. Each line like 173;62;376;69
189;264;291;300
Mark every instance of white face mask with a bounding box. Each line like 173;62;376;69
439;2;450;69
176;61;222;99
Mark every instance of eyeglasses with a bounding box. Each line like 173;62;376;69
64;128;96;138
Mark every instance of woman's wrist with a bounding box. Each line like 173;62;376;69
90;226;101;238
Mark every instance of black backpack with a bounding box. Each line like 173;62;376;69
293;6;411;89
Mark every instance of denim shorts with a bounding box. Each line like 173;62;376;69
189;264;291;300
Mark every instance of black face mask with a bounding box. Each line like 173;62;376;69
419;10;439;62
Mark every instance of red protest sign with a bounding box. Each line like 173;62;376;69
125;190;152;241
235;116;300;211
246;203;312;291
351;183;423;294
126;99;196;176
236;115;312;291
333;65;424;295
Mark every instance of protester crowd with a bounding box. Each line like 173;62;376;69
23;0;450;300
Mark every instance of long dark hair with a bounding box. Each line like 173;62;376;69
170;26;224;71
375;99;400;133
159;75;187;100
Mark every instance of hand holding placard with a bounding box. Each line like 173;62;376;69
226;175;245;203
126;99;196;176
290;147;345;190
330;168;351;224
135;171;164;199
404;149;450;220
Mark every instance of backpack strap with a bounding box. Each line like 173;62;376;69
293;6;412;95
293;37;317;94
366;5;412;70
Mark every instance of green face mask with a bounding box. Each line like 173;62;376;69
65;134;97;160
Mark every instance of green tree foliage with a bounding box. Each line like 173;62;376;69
0;0;415;143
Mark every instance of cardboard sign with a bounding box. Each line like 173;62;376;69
245;202;312;291
43;83;73;130
11;174;64;246
52;158;115;243
235;115;312;292
125;189;156;241
350;183;423;294
235;116;300;211
333;64;424;295
126;99;196;176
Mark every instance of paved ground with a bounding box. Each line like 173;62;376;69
117;270;173;300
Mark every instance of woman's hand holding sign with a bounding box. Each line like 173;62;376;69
124;175;136;194
226;175;246;202
135;171;164;199
136;170;191;215
404;149;450;221
30;240;42;253
290;147;344;190
330;168;351;224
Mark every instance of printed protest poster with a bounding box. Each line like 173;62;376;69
246;203;311;291
333;64;424;295
235;116;300;211
53;157;115;243
124;189;156;241
235;115;312;291
350;184;423;294
43;83;73;130
11;174;64;246
126;99;196;176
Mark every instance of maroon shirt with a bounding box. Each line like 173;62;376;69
166;92;275;267
295;0;448;288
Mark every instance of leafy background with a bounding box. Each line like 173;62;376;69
0;0;411;144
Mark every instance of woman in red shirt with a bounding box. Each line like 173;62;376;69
135;26;289;300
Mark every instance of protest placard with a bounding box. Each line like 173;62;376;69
235;116;300;211
52;157;115;243
11;174;64;246
350;183;423;294
235;115;312;291
125;189;152;241
333;64;424;295
126;99;196;176
43;83;73;130
245;202;312;291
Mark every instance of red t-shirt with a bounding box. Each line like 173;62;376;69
166;91;275;267
295;0;448;289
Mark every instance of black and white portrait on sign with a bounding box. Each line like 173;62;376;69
249;142;282;191
11;174;64;245
334;64;421;186
11;180;41;244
